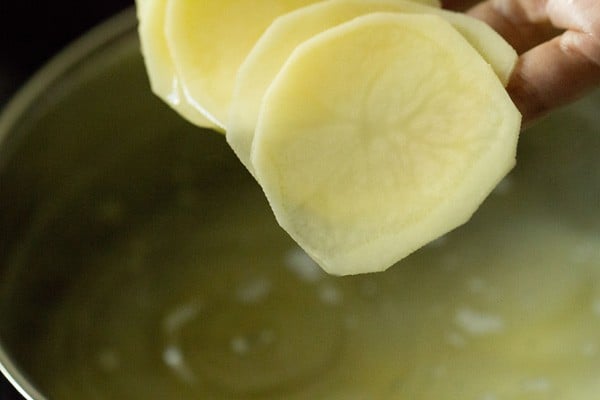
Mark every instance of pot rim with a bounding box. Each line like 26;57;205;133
0;8;137;400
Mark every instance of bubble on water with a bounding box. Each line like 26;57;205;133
96;349;120;372
285;247;323;283
230;336;251;356
164;345;184;366
163;303;201;335
319;284;343;306
455;308;505;336
236;277;272;304
521;377;552;393
163;344;196;383
229;330;276;357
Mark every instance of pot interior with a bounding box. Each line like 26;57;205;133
1;14;600;400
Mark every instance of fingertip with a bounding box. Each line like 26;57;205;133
507;35;600;124
466;0;560;54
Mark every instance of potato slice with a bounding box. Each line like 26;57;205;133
135;0;148;18
227;0;517;173
164;0;321;128
138;0;219;129
164;0;441;128
252;13;521;275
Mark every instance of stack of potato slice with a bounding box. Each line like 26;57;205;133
137;0;521;275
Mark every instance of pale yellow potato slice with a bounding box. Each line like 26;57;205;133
138;0;219;130
227;0;517;173
252;13;521;275
165;0;442;128
165;0;321;128
135;0;148;18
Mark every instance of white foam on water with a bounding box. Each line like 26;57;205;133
162;345;196;384
229;330;276;357
163;345;184;366
522;377;552;393
455;308;505;336
285;247;323;283
162;303;201;335
230;336;251;356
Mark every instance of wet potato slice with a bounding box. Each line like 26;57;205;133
138;0;219;129
136;0;440;131
252;13;521;275
163;0;441;128
165;0;324;128
135;0;149;18
227;0;517;173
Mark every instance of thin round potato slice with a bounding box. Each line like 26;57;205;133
227;0;517;173
165;0;321;128
252;13;521;275
135;0;148;18
165;0;441;128
138;0;219;130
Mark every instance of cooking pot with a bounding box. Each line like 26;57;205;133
1;8;600;400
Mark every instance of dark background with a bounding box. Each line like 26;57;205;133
0;1;134;106
0;2;133;397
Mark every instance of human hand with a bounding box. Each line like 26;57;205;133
444;0;600;123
